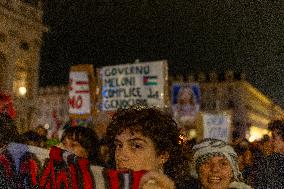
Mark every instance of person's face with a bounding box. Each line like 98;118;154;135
62;136;88;158
270;130;284;153
179;88;193;104
114;129;167;172
198;156;233;189
95;123;108;139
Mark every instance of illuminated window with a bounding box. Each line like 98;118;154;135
13;71;28;97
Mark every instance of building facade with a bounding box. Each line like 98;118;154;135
37;71;284;141
0;0;47;132
170;71;284;141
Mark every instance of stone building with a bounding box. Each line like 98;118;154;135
37;70;284;141
171;71;284;141
0;0;47;132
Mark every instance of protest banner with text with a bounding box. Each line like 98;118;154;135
202;112;232;142
99;60;168;111
68;64;96;120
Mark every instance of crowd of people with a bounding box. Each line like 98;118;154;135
0;105;283;189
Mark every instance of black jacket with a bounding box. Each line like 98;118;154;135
253;153;284;189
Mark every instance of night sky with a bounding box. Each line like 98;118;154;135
39;0;284;107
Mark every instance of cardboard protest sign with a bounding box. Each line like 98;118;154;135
69;72;91;114
68;65;96;120
202;112;232;142
99;60;169;111
0;143;147;189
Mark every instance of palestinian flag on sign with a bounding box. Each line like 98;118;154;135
143;76;158;86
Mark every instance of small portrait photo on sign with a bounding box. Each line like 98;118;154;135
171;83;201;125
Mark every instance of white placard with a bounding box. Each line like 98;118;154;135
100;61;166;111
68;72;91;114
203;113;231;142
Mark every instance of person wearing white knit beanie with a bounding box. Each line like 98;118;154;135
192;138;252;189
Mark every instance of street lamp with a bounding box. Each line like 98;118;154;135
19;86;27;96
44;123;50;130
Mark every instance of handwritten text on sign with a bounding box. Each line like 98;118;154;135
203;113;231;142
101;61;166;111
68;72;91;114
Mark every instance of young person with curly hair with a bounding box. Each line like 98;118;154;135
106;105;197;189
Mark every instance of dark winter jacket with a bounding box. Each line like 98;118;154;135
253;153;284;189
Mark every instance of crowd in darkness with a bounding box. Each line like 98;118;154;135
0;105;283;189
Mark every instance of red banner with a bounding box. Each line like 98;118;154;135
0;143;146;189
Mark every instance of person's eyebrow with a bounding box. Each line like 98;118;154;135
129;138;148;144
218;158;229;163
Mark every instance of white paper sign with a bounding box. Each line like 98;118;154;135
203;113;231;142
68;72;91;114
100;61;166;111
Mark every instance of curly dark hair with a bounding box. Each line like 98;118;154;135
268;120;284;140
61;126;101;164
106;105;190;184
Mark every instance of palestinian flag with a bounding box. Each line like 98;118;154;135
143;76;158;86
75;80;89;94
